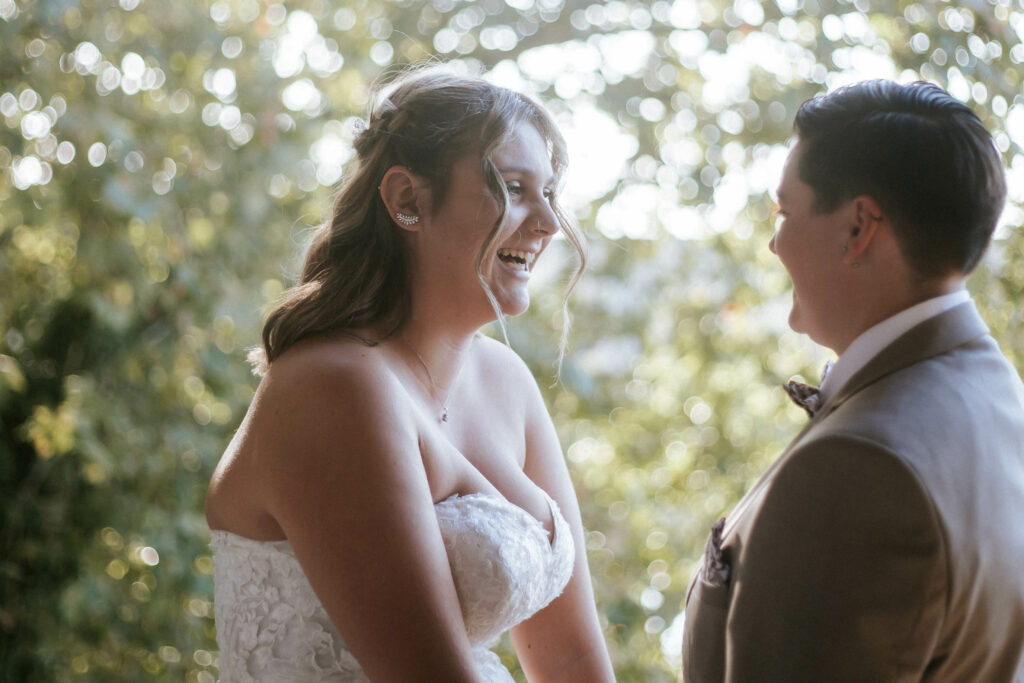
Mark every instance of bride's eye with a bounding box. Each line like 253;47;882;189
506;181;524;196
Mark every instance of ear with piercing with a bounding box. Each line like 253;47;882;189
395;212;419;226
842;242;860;268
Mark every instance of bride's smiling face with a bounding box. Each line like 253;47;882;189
421;121;562;319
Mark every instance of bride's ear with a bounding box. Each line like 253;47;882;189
380;166;429;232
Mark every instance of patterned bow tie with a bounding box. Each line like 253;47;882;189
784;361;832;418
784;380;822;417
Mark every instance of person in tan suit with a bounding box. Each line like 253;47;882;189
681;80;1024;682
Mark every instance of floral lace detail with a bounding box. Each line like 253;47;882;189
435;492;574;646
211;490;573;682
211;534;367;683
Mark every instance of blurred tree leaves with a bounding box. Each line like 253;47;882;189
1;0;1021;680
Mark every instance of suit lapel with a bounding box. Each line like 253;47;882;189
816;301;989;420
722;417;815;537
723;302;988;539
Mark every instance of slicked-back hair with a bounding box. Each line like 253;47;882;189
794;79;1006;278
255;66;584;369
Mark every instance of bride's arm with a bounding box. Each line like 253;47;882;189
510;362;616;683
250;344;483;683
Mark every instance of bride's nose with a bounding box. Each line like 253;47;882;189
529;202;559;236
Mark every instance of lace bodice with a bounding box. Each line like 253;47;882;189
211;490;574;682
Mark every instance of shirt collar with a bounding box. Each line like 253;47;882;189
818;289;971;404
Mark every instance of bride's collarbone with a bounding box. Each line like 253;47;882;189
396;365;547;522
413;383;524;474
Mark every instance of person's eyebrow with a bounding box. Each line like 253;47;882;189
497;165;554;182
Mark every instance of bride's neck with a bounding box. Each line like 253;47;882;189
392;320;476;387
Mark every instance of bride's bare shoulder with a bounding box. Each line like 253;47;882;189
208;335;410;534
262;335;394;395
239;335;421;476
246;335;414;440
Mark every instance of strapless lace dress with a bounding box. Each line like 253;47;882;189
210;490;574;682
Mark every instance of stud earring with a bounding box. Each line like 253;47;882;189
853;262;861;269
841;246;849;254
395;212;419;226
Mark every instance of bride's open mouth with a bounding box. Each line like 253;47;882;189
496;248;535;272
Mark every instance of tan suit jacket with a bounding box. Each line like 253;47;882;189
682;302;1024;682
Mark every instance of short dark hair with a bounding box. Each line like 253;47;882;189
794;80;1006;277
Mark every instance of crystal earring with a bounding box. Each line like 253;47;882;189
395;212;419;226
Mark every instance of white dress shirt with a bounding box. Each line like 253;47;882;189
818;289;972;404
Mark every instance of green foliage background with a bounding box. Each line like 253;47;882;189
1;0;1022;680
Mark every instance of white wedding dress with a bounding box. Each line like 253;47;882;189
211;490;574;682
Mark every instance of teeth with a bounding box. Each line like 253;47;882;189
497;249;535;271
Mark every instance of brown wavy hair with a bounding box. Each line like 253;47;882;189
254;67;584;371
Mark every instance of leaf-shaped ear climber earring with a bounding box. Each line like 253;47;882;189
395;212;419;226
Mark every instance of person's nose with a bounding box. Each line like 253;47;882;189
527;200;559;237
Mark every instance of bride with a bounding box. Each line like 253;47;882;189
205;68;616;682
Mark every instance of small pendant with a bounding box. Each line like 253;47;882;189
441;411;448;422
